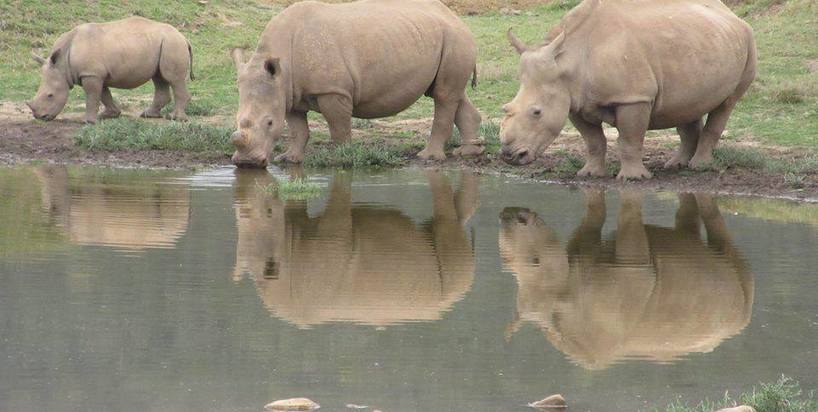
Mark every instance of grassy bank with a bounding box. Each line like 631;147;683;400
660;376;817;412
2;0;816;152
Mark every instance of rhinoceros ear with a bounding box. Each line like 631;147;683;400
264;58;280;78
32;52;46;65
49;49;62;65
543;31;566;61
507;28;528;55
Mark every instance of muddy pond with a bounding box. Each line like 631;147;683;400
1;165;816;412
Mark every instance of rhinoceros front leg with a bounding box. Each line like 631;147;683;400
452;97;484;157
317;94;352;144
99;87;122;120
418;98;457;161
615;103;653;180
274;111;310;164
81;76;104;124
570;113;608;177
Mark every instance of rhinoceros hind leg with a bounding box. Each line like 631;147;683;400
689;97;740;169
141;78;171;119
99;87;121;120
166;81;190;121
665;118;702;169
452;96;484;157
615;103;652;180
317;94;352;144
570;113;608;177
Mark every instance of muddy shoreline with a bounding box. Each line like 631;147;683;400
2;117;817;202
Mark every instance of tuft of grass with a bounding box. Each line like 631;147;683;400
258;178;321;201
553;150;585;174
74;118;233;154
658;376;818;412
713;145;818;174
304;141;405;168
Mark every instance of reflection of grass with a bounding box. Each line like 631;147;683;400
258;178;321;201
0;168;67;256
660;376;817;412
719;196;818;228
75;118;233;155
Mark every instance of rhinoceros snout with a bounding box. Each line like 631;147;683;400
232;151;268;169
501;147;533;165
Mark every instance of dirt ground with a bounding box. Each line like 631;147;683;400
2;101;817;202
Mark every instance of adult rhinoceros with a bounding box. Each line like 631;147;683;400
230;0;483;167
500;0;757;179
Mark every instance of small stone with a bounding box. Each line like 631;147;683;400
346;404;369;409
714;406;756;412
264;398;320;411
529;394;567;409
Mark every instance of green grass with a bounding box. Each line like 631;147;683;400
659;376;817;412
1;0;817;155
712;145;818;175
304;141;406;168
258;177;322;200
74;117;233;154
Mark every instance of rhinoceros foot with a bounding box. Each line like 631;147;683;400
274;151;305;164
453;144;484;157
165;112;189;122
140;109;162;119
577;162;607;177
417;147;446;161
99;109;121;120
616;164;653;180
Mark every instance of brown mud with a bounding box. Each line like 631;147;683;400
1;102;816;202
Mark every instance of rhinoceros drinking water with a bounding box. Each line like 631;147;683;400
500;0;757;179
27;16;194;124
230;0;484;167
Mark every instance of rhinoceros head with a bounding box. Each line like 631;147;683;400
500;30;571;165
231;48;288;168
28;50;71;122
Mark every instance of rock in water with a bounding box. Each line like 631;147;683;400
529;394;567;409
264;398;320;411
714;406;756;412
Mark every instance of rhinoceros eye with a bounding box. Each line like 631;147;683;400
531;107;542;117
47;93;54;99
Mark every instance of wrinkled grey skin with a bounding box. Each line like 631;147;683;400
500;0;757;179
231;0;483;168
28;16;193;124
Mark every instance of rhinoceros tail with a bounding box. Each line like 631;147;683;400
187;42;195;81
471;65;478;89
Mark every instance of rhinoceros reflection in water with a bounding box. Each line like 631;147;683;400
232;170;477;328
34;165;190;250
499;191;754;370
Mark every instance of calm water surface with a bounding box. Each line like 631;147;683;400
1;165;817;411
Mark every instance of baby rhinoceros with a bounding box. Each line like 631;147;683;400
28;16;194;124
500;0;756;179
230;0;483;168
